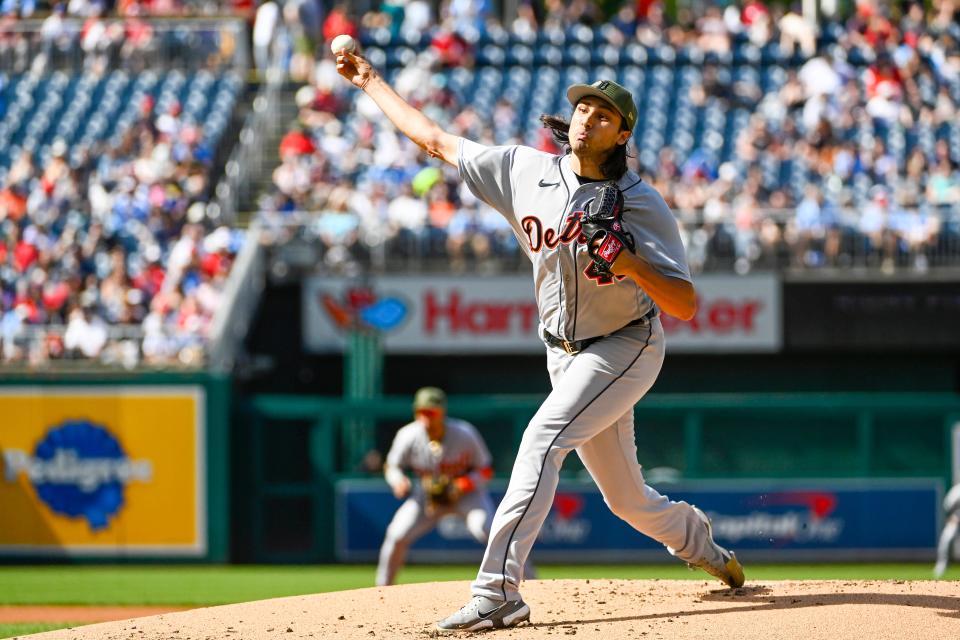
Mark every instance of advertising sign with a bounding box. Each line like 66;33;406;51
784;280;960;350
0;387;206;556
661;274;780;352
336;479;939;562
303;274;780;354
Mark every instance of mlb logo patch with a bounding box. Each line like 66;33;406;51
599;235;622;261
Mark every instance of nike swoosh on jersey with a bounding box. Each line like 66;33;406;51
538;179;560;187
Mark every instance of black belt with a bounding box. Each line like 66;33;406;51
542;307;658;355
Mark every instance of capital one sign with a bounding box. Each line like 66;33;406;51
303;274;780;354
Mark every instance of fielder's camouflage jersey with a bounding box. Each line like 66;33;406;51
386;417;492;487
457;138;692;341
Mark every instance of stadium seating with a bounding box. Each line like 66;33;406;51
0;69;242;170
356;32;960;206
0;38;246;367
270;16;959;276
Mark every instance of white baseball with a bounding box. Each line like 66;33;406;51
331;34;356;55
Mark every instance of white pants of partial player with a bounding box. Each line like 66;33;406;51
376;491;493;586
934;483;960;577
472;317;724;602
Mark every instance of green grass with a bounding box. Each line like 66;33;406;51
0;622;76;638
0;564;956;607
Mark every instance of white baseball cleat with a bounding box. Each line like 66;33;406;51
436;595;530;633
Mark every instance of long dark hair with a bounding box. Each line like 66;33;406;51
539;113;630;180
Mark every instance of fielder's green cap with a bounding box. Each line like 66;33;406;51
566;79;638;131
413;387;447;411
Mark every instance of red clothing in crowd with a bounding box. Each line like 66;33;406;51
42;282;71;312
0;187;27;221
322;8;358;44
201;252;231;277
741;0;769;26
431;30;470;67
635;0;657;19
279;130;316;156
864;64;903;100
14;295;40;322
13;241;38;272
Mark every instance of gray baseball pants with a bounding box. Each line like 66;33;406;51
376;491;493;586
472;317;723;601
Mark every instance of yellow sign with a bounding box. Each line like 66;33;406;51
0;387;205;556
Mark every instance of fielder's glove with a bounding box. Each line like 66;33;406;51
422;474;459;513
580;182;634;276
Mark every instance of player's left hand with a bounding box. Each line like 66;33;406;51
580;182;634;275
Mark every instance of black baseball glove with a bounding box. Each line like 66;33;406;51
422;474;459;514
580;182;634;276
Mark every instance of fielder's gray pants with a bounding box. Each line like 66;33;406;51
376;491;493;586
472;318;723;601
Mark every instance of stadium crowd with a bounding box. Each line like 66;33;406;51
0;85;242;367
260;0;960;274
0;0;251;18
1;2;247;366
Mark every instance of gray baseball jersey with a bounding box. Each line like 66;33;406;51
376;417;495;587
457;138;692;341
386;417;492;483
456;139;730;603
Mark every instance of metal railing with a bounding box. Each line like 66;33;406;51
0;324;203;370
255;203;960;275
214;69;282;224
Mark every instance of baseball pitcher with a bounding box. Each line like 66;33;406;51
376;387;495;586
336;46;744;634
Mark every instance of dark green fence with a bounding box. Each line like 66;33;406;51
242;392;960;562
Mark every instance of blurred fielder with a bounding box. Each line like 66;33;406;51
376;387;495;586
934;482;960;578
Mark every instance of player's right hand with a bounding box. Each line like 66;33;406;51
391;476;411;499
335;51;375;91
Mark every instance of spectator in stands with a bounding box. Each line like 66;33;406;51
778;4;816;58
250;0;960;277
253;0;279;76
696;5;729;55
0;73;241;366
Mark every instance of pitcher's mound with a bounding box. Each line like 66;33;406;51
23;579;960;640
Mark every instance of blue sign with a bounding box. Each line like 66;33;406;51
30;421;131;530
335;479;941;562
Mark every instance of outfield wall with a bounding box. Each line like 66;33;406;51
239;393;960;563
336;478;942;563
0;373;230;561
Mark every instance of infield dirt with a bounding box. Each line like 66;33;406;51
18;579;960;640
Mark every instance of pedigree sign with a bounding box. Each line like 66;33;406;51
0;387;206;556
303;274;780;354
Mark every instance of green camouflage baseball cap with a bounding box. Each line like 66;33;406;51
567;79;638;131
413;387;447;411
